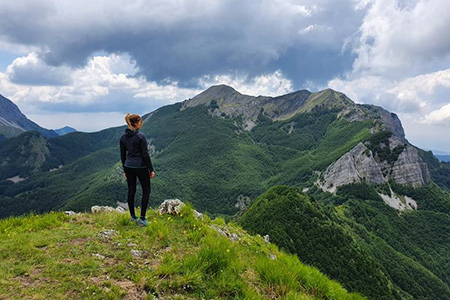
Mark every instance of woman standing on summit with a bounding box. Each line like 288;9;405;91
120;113;155;226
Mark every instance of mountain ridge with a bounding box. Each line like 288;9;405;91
0;93;58;140
182;85;407;143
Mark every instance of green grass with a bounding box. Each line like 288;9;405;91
0;205;364;300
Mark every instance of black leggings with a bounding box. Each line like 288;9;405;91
124;166;151;219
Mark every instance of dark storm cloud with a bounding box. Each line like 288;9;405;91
0;0;365;88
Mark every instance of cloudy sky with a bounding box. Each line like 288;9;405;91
0;0;449;152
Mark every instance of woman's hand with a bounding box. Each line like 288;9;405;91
124;173;127;179
150;171;155;179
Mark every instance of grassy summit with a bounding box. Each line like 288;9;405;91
0;204;364;300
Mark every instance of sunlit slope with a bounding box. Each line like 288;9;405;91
0;205;364;300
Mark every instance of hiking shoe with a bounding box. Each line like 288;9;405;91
138;217;147;227
130;216;138;223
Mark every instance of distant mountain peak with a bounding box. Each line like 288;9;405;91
193;84;242;101
204;84;239;94
54;126;77;136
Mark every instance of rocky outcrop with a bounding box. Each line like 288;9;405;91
390;146;431;186
347;104;407;143
322;137;430;193
158;199;185;215
322;143;385;192
91;205;126;214
158;199;204;219
379;193;418;211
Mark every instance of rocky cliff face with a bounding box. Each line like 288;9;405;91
322;143;385;193
322;136;431;193
390;145;431;185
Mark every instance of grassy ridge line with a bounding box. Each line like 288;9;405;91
0;205;364;300
238;186;399;300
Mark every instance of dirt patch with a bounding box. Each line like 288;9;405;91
14;275;34;287
69;237;89;246
29;268;44;277
90;277;147;299
60;258;81;264
91;276;108;286
119;280;147;300
116;280;135;289
70;215;94;224
104;257;117;266
13;274;52;289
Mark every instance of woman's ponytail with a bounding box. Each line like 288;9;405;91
125;113;142;131
125;113;134;130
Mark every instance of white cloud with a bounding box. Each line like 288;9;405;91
423;103;450;125
352;0;450;78
6;52;73;85
387;69;450;105
0;52;200;123
0;40;37;54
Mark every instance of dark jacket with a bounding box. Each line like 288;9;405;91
120;128;154;172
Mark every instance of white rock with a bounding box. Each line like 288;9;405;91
230;233;240;242
64;211;76;216
98;229;118;239
210;224;227;237
194;210;204;219
263;235;270;243
379;192;418;211
131;249;147;258
115;206;126;213
91;206;116;214
158;199;185;215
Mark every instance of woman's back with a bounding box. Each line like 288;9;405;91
120;128;153;170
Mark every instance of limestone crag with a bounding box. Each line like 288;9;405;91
322;143;384;193
322;138;430;192
390;146;430;186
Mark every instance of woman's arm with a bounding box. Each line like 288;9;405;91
120;138;127;171
140;135;154;173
